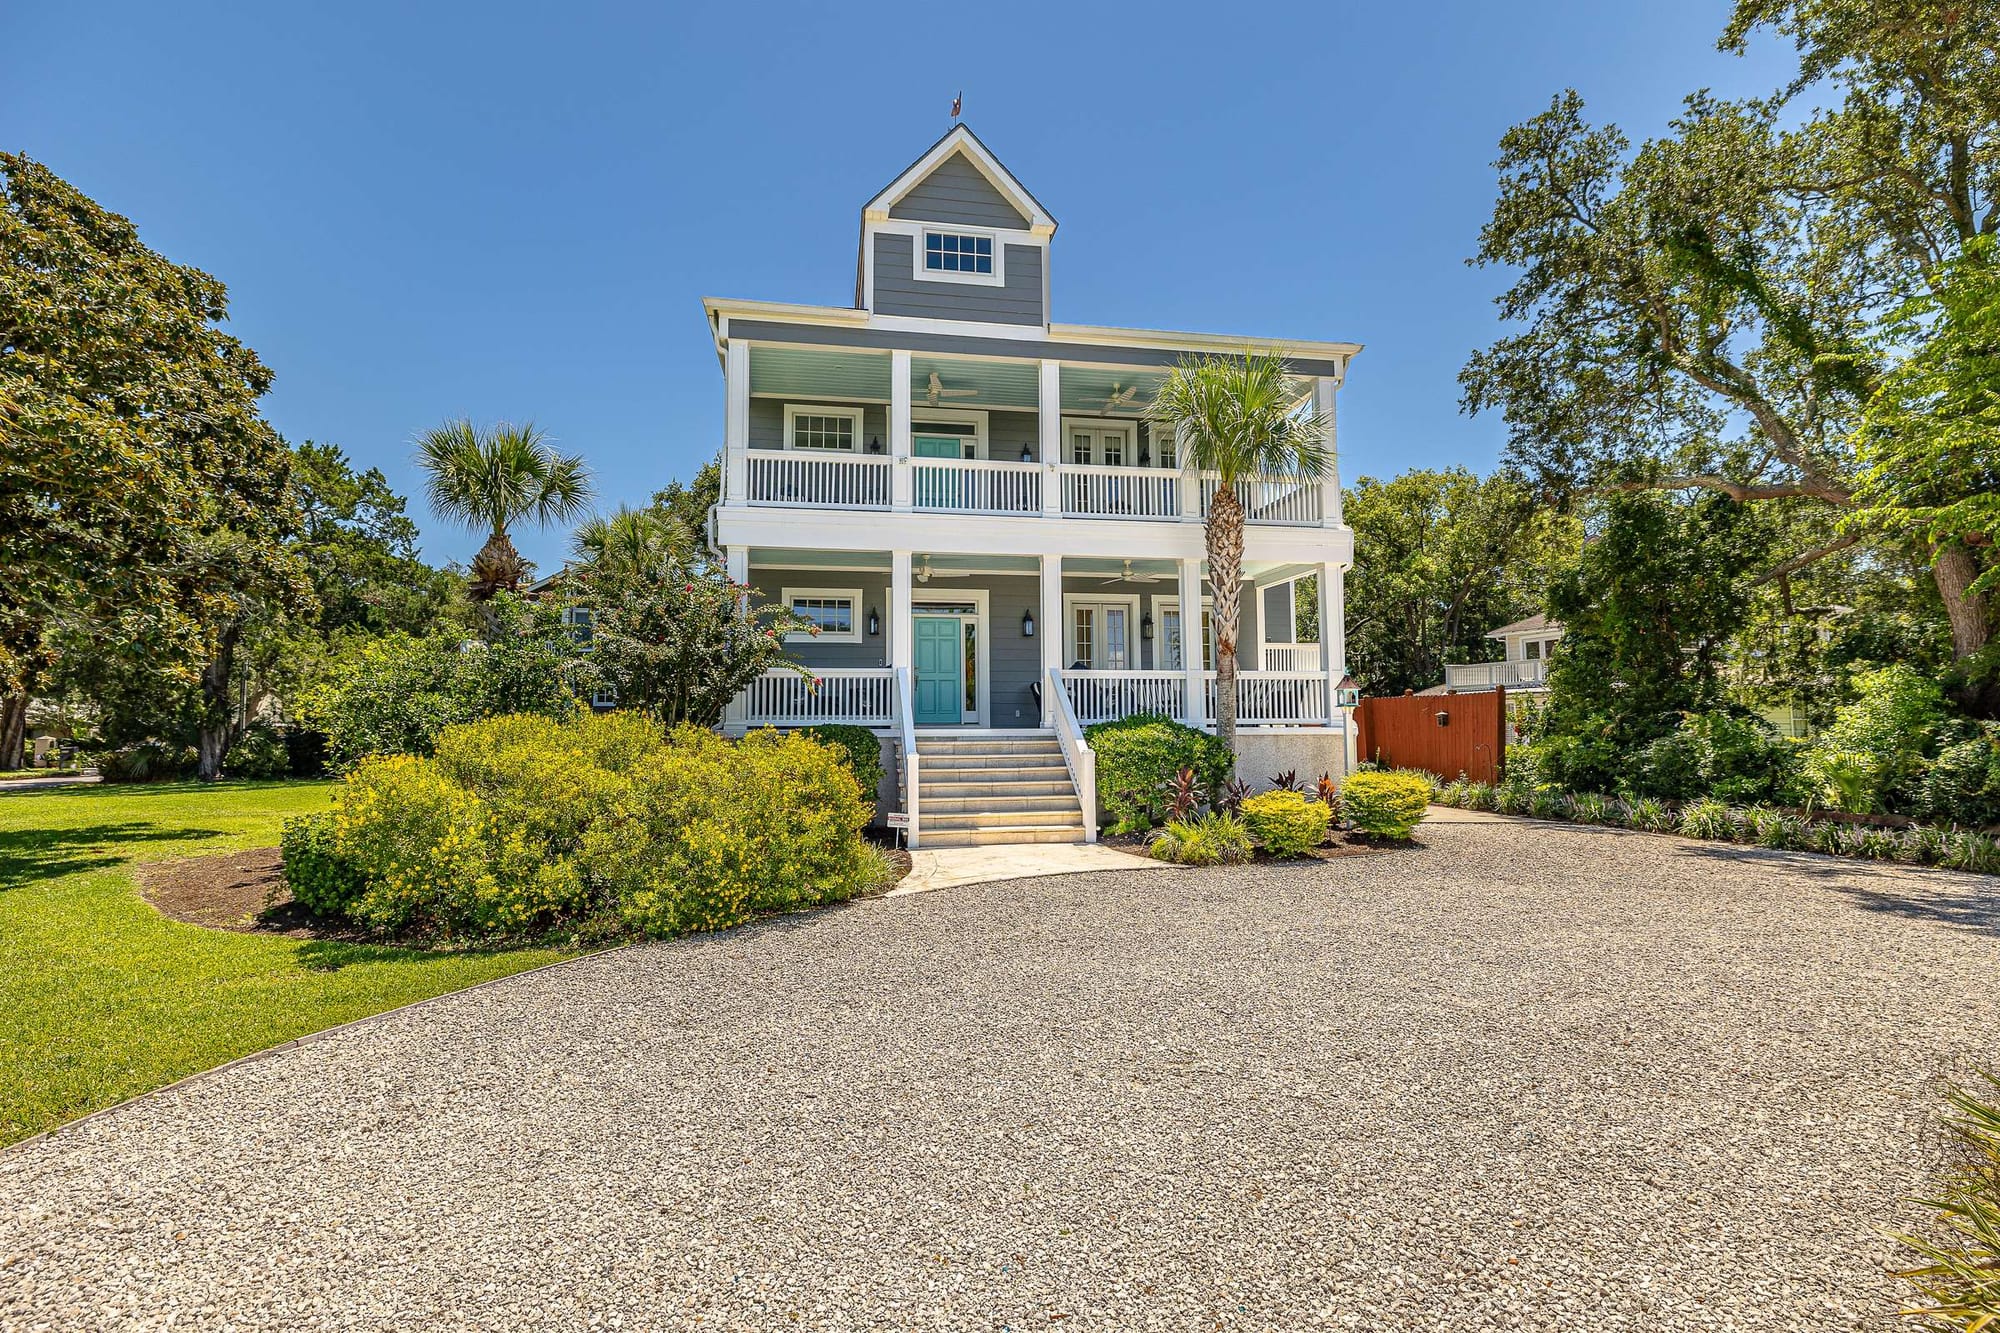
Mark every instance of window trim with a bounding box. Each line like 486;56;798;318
1062;593;1143;670
782;586;864;644
1152;595;1217;671
1060;417;1141;468
914;226;1006;288
910;406;989;460
782;404;866;452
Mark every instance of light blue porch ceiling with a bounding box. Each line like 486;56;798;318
909;356;1039;411
749;346;893;401
1060;365;1167;416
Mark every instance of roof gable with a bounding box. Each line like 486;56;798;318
864;125;1056;235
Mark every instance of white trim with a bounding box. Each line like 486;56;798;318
1059;416;1140;467
782;404;866;452
910;587;990;726
912;224;1006;288
861;126;1057;235
1152;595;1217;671
782;585;864;643
1061;592;1143;670
910;405;988;459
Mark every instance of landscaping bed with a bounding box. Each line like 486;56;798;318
139;848;369;939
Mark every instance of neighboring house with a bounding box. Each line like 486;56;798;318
705;125;1359;846
1423;614;1564;696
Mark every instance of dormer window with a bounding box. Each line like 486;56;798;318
925;230;992;274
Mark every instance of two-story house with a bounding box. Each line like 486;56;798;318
708;125;1358;847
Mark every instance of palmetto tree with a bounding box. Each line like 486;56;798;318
1149;351;1329;753
570;504;691;577
416;420;593;598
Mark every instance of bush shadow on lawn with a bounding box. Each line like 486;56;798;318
0;822;226;892
1667;838;2000;938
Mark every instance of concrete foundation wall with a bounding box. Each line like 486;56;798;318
1233;730;1351;794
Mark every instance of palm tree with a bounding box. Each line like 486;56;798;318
570;504;691;577
416;420;593;598
1148;351;1330;754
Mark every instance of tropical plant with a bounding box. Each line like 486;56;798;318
1149;351;1329;751
1268;768;1304;793
1241;790;1332;856
1316;771;1342;814
1149;812;1253;866
571;504;690;576
1679;798;1739;841
1340;771;1432;840
1162;767;1201;822
416;419;593;599
1567;791;1612;825
1623;796;1674;833
1889;1072;2000;1331
1802;664;1952;813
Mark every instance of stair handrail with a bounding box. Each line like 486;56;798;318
1047;667;1098;843
893;665;919;849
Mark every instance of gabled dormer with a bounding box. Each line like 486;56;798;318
855;125;1057;328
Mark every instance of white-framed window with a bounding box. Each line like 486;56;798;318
563;606;594;649
1062;419;1140;467
911;408;987;460
1523;638;1541;660
590;684;618;709
1155;597;1216;670
783;404;865;452
782;586;863;643
915;227;1004;286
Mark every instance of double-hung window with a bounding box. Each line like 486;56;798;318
923;230;993;275
783;587;863;643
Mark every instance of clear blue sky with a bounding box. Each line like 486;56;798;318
8;1;1796;574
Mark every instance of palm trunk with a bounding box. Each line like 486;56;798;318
0;691;26;771
1206;485;1246;759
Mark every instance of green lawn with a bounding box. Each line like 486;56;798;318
0;780;574;1145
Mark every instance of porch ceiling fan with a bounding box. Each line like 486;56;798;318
915;557;971;583
1098;559;1164;585
1101;383;1146;413
926;372;979;408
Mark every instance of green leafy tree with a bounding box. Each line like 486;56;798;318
291;441;458;637
651;455;721;557
1534;491;1771;792
1341;467;1579;694
416;420;593;599
1149;352;1329;752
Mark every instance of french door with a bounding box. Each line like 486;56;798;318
1068;602;1132;670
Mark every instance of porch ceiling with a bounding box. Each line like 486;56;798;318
1060;365;1167;416
749;346;892;401
910;356;1039;411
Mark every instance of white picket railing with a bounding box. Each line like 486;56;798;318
746;452;892;509
735;667;895;727
894;665;920;849
1058;670;1189;725
1260;642;1324;672
1444;658;1548;689
1199;474;1324;526
1061;465;1182;520
1047;667;1097;843
913;457;1042;515
1204;672;1332;726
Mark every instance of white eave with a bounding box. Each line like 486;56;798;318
860;124;1057;237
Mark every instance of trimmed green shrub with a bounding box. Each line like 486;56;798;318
279;810;368;917
1149;812;1252;866
797;723;885;803
1241;791;1331;857
1084;713;1232;834
1341;771;1431;840
224;725;291;780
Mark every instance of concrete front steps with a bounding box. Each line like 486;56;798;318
915;733;1087;848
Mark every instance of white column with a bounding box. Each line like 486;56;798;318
1039;553;1063;726
724;339;750;504
888;549;913;671
891;349;913;512
723;544;751;731
1318;560;1342;725
1179;555;1206;730
1038;359;1062;516
1177;424;1201;522
1316;373;1342;527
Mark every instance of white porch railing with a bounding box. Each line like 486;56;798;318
1200;474;1323;526
1444;658;1548;690
1203;672;1332;726
746;453;892;509
913;457;1041;515
1058;670;1188;725
1061;465;1182;520
1047;667;1097;843
894;665;920;849
1260;642;1323;672
735;667;895;727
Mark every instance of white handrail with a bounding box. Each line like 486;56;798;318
1061;465;1182;520
746;452;892;509
1203;671;1331;726
894;665;920;849
1047;667;1097;843
1058;670;1189;725
1259;642;1324;672
1444;658;1548;689
912;457;1042;514
734;667;895;727
1199;473;1325;526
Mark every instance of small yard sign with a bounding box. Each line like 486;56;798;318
884;812;910;829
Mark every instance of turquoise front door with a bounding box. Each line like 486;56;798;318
913;616;963;724
913;434;963;509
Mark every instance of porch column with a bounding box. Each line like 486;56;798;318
724;339;750;505
888;550;913;672
1038;359;1062;516
723;545;751;730
891;349;913;512
1038;553;1063;726
1317;560;1343;724
1316;373;1342;527
1179;555;1206;730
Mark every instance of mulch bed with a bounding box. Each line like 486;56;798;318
139;849;370;941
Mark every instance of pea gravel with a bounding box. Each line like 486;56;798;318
4;813;1997;1331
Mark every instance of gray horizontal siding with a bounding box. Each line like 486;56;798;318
747;572;890;669
888;152;1029;229
1263;582;1296;643
748;399;889;452
726;318;1346;378
872;233;1043;327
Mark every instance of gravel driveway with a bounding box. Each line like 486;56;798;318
4;814;1997;1331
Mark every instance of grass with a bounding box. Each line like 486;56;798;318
0;780;575;1146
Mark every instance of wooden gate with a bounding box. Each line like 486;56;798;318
1354;689;1506;785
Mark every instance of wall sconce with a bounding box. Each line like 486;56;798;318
1141;612;1154;641
867;607;880;637
867;436;883;454
1020;445;1032;463
1022;609;1036;638
1138;446;1151;465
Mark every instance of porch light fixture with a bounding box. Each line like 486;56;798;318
1022;608;1036;638
1020;445;1032;462
867;607;880;637
867;436;883;454
1141;612;1154;641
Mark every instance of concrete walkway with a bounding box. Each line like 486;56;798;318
890;839;1168;895
0;772;99;794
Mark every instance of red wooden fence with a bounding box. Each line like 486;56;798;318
1354;689;1507;785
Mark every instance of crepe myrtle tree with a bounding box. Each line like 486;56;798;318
575;554;816;728
1149;351;1330;754
416;420;593;600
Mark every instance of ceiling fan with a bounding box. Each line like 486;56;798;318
926;372;979;408
1098;559;1164;585
915;557;972;584
1102;384;1145;413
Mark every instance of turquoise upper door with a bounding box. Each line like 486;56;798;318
913;434;963;509
913;616;963;725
